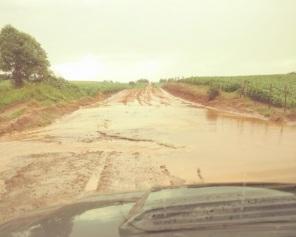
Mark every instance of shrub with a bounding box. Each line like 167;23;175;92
207;86;220;100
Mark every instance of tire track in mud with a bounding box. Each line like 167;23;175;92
96;151;185;193
152;87;172;105
119;89;138;105
0;151;105;224
136;89;144;106
96;151;118;192
139;86;152;106
108;86;168;106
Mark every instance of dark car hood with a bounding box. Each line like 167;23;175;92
0;183;296;237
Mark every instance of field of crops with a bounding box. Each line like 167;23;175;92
72;80;147;96
178;73;296;108
71;81;132;96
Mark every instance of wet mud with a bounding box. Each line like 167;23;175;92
0;86;295;224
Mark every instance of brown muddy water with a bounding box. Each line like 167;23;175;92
0;86;295;223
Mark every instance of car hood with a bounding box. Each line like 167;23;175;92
0;183;296;237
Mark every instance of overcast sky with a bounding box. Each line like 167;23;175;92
1;0;296;82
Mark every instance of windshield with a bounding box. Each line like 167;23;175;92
0;0;296;236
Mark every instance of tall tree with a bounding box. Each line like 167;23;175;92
0;25;49;87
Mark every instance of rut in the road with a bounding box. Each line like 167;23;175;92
97;131;178;149
0;151;106;223
95;151;185;193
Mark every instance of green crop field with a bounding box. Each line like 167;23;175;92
72;80;147;96
71;81;132;96
178;73;296;108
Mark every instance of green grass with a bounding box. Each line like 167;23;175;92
177;73;296;108
256;107;273;117
7;108;26;119
0;78;137;111
71;81;132;96
0;77;85;110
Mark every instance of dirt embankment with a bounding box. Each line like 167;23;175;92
0;93;111;136
163;83;296;124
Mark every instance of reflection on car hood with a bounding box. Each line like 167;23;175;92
0;183;296;237
120;185;296;236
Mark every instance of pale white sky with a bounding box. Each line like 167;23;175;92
1;0;296;81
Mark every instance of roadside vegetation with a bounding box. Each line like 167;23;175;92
173;74;296;109
0;78;140;110
162;74;296;123
207;85;220;101
0;77;83;110
72;81;137;96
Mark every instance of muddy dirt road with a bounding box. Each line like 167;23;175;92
0;86;296;223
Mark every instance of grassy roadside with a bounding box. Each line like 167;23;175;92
174;73;296;108
0;78;133;135
0;78;84;110
162;82;296;124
